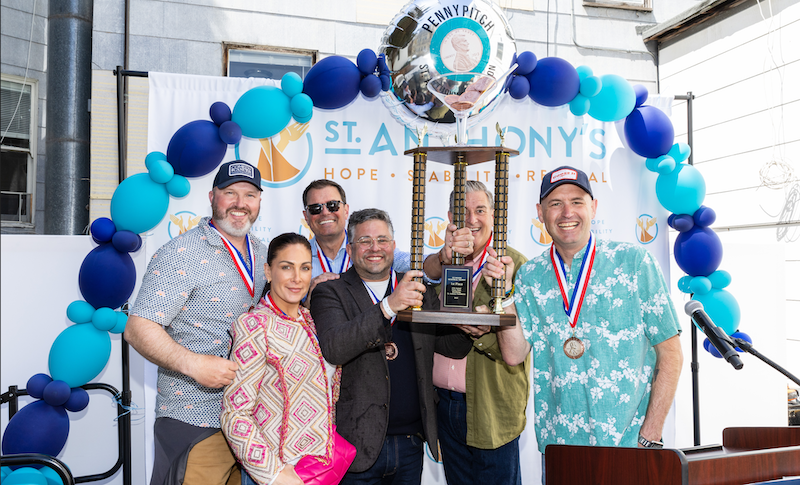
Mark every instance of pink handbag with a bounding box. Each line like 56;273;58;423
294;426;356;485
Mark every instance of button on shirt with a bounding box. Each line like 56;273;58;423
514;239;681;450
130;217;267;428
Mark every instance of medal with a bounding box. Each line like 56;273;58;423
550;233;596;359
563;336;585;359
384;342;399;361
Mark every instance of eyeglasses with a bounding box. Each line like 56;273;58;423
352;236;393;250
305;200;343;215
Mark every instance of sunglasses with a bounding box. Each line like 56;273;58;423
305;200;343;215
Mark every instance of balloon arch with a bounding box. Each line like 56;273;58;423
2;13;749;485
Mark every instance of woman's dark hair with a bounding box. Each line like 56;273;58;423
260;232;312;299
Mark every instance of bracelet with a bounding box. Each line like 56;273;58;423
501;296;515;308
504;284;515;298
637;435;664;449
381;297;396;319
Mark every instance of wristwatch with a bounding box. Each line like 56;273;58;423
638;435;664;449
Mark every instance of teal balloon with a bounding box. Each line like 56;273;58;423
587;74;636;122
66;300;95;324
677;275;693;293
668;142;691;163
709;270;732;289
147;159;175;184
40;466;66;485
693;289;741;336
576;65;593;81
655;163;706;215
92;307;118;331
580;76;602;98
232;86;292;139
689;276;712;295
281;72;303;98
3;468;48;485
110;173;169;234
49;323;112;388
569;94;590;116
291;93;313;120
166;174;191;198
110;311;128;334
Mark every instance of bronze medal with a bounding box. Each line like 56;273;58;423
563;336;585;359
385;342;399;361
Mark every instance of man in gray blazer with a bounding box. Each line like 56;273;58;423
311;208;472;485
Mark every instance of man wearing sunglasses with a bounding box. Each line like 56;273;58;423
302;179;474;304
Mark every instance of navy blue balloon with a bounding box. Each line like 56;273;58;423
634;84;649;108
704;338;724;358
360;75;382;98
219;120;242;145
303;56;361;109
525;57;580;107
514;51;537;75
694;205;717;227
1;401;69;460
209;102;232;126
90;218;116;244
624;105;675;159
166;120;227;177
380;74;391;92
508;76;530;100
64;388;90;412
43;381;71;407
356;49;378;75
78;243;136;310
674;225;723;277
27;374;53;399
112;230;142;253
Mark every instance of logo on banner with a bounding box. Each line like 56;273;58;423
235;122;314;189
636;214;658;244
424;216;448;249
530;218;553;246
430;17;491;77
168;211;202;239
299;218;314;241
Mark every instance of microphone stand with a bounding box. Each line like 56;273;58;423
731;337;800;387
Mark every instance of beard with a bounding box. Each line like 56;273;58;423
211;200;257;238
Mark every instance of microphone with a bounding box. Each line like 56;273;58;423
684;300;743;370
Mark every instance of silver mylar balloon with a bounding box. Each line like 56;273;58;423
379;0;517;139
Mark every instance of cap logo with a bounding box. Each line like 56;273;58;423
228;163;254;179
550;168;578;183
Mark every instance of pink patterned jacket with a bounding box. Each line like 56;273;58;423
221;300;340;484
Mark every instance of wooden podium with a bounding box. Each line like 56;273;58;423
544;427;800;485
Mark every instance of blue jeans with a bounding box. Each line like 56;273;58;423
436;388;522;485
340;434;424;485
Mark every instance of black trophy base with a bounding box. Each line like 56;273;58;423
397;309;516;326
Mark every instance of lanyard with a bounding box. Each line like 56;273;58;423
550;233;596;330
208;221;254;297
362;270;398;325
316;231;351;274
471;233;493;284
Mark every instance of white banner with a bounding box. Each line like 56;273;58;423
143;72;674;484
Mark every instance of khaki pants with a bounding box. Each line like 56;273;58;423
183;431;241;485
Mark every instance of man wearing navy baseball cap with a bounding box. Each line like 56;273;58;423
126;160;267;485
495;165;683;481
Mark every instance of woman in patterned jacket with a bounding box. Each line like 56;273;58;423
221;233;339;485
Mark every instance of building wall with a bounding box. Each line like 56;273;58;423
0;0;49;234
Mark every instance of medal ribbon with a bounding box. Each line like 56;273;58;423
550;233;596;329
316;231;351;274
470;233;493;285
208;221;255;297
363;269;398;325
265;292;292;319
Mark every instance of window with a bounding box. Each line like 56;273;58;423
583;0;652;12
225;45;316;80
1;76;37;226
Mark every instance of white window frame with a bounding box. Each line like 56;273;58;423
583;0;652;12
1;73;37;228
223;43;317;80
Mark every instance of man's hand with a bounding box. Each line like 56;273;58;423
187;354;239;389
273;464;304;485
309;272;340;295
455;323;491;338
447;225;474;259
482;247;514;293
385;270;426;314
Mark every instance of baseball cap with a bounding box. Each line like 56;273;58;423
213;160;263;191
540;166;593;201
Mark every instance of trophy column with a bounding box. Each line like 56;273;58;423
492;151;510;314
410;151;427;310
451;155;468;267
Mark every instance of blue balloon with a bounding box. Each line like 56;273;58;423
290;93;313;120
655;163;706;215
92;307;118;332
64;388;90;412
112;230;142;253
624;105;675;159
43;380;71;407
634;84;649;108
356;49;378;75
508;76;530;100
281;72;304;98
27;374;53;399
110;173;170;234
693;289;741;336
2;468;48;485
1;400;69;460
209;101;232;126
166;174;191;198
359;75;382;98
379;74;391;92
49;323;112;388
110;311;128;334
303;56;364;109
66;300;95;324
731;331;752;352
166;120;227;177
587;74;636;122
704;338;724;358
694;205;716;227
78;243;136;310
669;213;694;232
674;225;723;276
525;57;580;107
232;85;292;139
514;51;537;75
219;120;242;145
90;217;116;244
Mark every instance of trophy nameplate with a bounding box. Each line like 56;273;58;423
440;265;473;312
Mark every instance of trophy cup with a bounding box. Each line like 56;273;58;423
398;71;518;326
